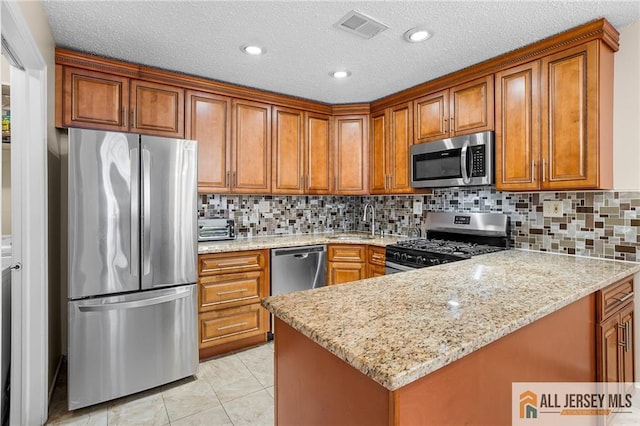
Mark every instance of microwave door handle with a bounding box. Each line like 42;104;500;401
460;142;471;184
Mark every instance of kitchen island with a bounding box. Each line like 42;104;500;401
262;250;640;425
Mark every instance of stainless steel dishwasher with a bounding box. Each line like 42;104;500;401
271;245;327;296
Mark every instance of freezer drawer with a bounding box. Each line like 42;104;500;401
68;285;198;410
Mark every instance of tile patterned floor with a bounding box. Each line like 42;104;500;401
46;342;274;426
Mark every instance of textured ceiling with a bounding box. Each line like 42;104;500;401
43;1;640;104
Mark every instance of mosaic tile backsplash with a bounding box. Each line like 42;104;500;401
200;189;640;262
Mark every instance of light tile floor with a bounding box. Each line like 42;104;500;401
46;342;275;426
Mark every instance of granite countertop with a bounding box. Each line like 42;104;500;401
198;232;407;254
262;250;640;391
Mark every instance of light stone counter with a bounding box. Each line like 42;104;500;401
198;232;406;254
262;249;640;391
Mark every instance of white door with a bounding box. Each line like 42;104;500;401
1;1;49;424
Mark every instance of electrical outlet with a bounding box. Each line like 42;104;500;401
543;200;564;218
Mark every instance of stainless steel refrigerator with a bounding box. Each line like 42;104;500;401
67;128;198;410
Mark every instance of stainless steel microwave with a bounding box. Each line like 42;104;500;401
411;131;494;188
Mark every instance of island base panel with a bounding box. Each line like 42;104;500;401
274;294;595;426
274;318;391;426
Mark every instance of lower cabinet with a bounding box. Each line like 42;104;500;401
596;277;635;389
327;244;386;284
197;250;270;359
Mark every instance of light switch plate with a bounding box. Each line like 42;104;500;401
543;200;563;218
413;200;423;215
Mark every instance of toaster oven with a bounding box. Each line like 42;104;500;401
198;218;235;242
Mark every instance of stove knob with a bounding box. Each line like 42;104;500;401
393;252;401;261
416;256;424;265
401;253;408;262
430;258;439;265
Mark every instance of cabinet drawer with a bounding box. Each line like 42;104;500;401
199;250;267;275
199;304;268;348
598;277;634;321
199;270;266;312
368;246;386;266
328;244;366;263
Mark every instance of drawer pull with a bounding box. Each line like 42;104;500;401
216;288;248;296
612;292;633;304
217;322;248;331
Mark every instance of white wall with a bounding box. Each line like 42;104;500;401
613;19;640;190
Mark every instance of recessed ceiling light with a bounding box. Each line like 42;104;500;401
403;27;432;43
331;70;351;79
241;45;265;55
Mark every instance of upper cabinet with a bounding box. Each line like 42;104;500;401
232;100;272;194
59;67;185;138
334;115;368;195
272;106;305;195
496;40;614;191
185;90;231;193
61;67;130;132
305;113;333;195
370;102;414;194
414;75;493;144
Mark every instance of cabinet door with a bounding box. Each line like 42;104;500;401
369;110;387;194
619;303;634;384
414;90;449;143
272;106;304;194
388;102;414;193
450;75;494;136
232;99;272;193
367;264;386;278
130;80;184;138
185;91;231;193
305;112;332;195
327;262;366;285
495;62;541;191
334;115;368;195
62;67;129;131
598;313;622;383
541;42;599;189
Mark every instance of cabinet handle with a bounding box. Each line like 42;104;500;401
122;107;127;127
217;322;248;331
226;171;231;190
233;171;237;188
216;288;248;296
450;116;454;135
542;159;546;182
131;107;136;129
612;292;634;304
626;321;631;353
531;161;535;182
442;116;446;133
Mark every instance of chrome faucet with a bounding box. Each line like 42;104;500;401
362;203;376;237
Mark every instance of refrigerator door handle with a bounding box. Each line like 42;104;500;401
130;147;140;278
77;288;191;312
142;148;152;276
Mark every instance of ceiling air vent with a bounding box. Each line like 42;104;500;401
334;10;389;40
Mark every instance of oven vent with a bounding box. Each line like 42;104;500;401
334;10;389;40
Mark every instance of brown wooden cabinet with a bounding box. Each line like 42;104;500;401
185;91;231;193
59;67;185;137
370;102;414;194
61;67;130;131
333;115;368;195
232;99;272;193
596;277;634;387
197;250;270;358
305;112;332;194
366;245;386;278
130;80;184;137
496;40;614;191
414;75;493;144
327;244;366;285
272;106;304;194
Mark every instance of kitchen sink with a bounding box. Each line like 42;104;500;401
327;235;377;240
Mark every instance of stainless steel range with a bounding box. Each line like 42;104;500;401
385;212;510;274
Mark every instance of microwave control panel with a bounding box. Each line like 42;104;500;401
470;146;486;177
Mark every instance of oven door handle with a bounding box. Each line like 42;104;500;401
385;261;416;272
460;141;471;184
